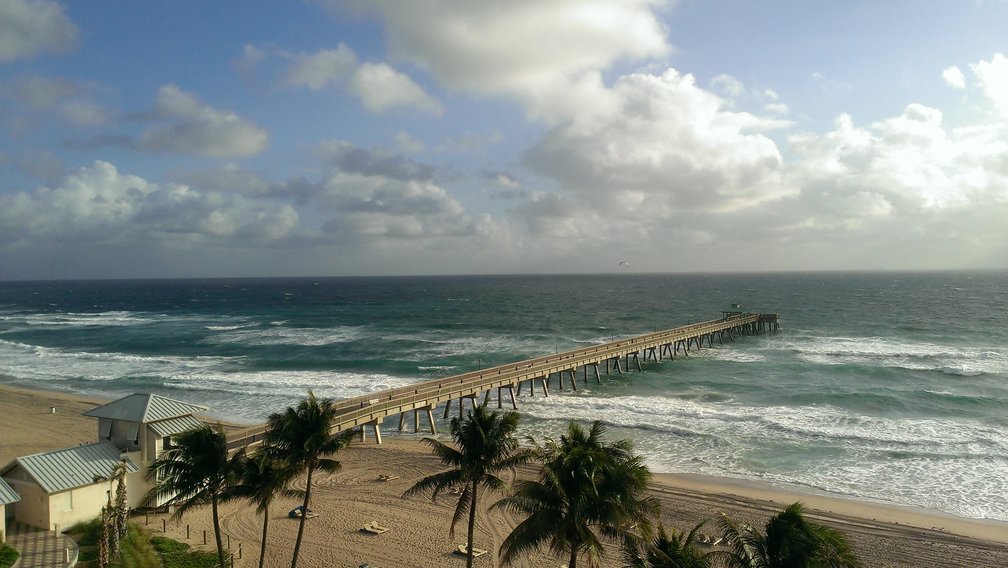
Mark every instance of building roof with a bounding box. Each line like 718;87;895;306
83;393;207;423
3;442;140;494
0;477;19;505
147;414;204;438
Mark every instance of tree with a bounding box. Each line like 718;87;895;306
625;522;712;568
494;420;659;568
403;402;530;568
715;502;861;568
231;445;303;568
265;391;357;568
142;424;242;568
112;459;129;542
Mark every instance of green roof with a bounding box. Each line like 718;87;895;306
147;414;204;437
0;477;19;505
3;442;139;494
83;393;207;423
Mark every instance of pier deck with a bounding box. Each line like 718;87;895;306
227;312;779;449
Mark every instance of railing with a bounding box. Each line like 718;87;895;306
228;314;765;449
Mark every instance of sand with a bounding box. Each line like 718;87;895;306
2;384;1007;567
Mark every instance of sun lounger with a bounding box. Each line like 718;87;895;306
288;506;318;519
360;520;390;535
710;536;723;547
378;474;400;481
453;544;487;557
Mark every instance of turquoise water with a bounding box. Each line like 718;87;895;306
0;272;1006;521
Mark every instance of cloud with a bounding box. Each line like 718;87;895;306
970;53;1008;118
283;45;358;90
394;131;424;153
525;68;794;215
710;73;745;97
9;76;110;126
348;62;444;115
0;0;78;62
280;44;442;115
336;0;669;103
0;161;299;252
942;65;966;90
316;140;436;181
140;85;269;157
811;71;853;95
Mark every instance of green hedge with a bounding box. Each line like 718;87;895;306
151;536;223;568
0;544;20;568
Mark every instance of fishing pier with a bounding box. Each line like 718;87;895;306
228;312;780;449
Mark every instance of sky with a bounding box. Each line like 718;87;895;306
1;0;1007;279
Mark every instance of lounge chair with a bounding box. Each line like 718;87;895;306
453;544;487;557
378;474;400;481
360;520;390;535
288;506;318;519
710;536;723;547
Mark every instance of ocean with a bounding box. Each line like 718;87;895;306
0;272;1006;522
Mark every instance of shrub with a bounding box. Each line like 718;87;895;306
0;544;19;568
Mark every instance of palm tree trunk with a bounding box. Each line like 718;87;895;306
212;496;226;568
466;480;478;568
258;503;270;568
568;544;578;568
291;465;313;568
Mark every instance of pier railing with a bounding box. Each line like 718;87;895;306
227;312;778;449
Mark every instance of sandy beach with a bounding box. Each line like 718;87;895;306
2;383;1006;567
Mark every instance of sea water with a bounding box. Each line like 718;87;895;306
0;272;1005;521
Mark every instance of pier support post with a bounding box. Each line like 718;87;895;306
360;420;382;444
567;369;577;391
592;363;601;384
508;386;517;409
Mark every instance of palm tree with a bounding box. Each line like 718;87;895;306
715;502;861;568
231;445;303;568
403;402;530;568
494;420;659;568
265;391;357;568
142;424;242;568
625;522;712;568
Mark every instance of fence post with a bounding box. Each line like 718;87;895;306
238;543;242;559
203;529;207;545
186;524;190;539
162;518;166;532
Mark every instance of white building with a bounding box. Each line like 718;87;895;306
1;393;207;534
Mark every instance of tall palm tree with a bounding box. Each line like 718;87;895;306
142;424;242;568
625;522;712;568
265;391;357;568
494;420;659;568
715;502;861;568
403;402;530;568
231;445;303;568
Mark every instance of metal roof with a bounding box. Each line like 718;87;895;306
147;414;204;438
4;442;140;494
83;393;207;423
0;477;19;505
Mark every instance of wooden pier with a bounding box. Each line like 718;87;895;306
227;312;780;449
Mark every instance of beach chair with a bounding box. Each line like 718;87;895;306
378;474;400;481
288;506;318;519
360;520;390;535
453;544;487;557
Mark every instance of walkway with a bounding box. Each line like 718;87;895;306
5;522;78;568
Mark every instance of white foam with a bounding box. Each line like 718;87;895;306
207;325;364;346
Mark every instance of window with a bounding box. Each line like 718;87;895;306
162;436;172;450
99;419;112;440
63;490;73;512
126;423;140;447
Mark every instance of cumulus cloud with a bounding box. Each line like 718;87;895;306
9;76;110;127
140;85;268;157
970;53;1008;117
348;62;444;115
0;0;78;62
340;0;668;93
942;65;966;90
316;140;436;181
279;43;442;115
0;161;299;252
283;45;358;90
525;68;793;214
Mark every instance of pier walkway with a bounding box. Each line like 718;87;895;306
228;312;779;449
